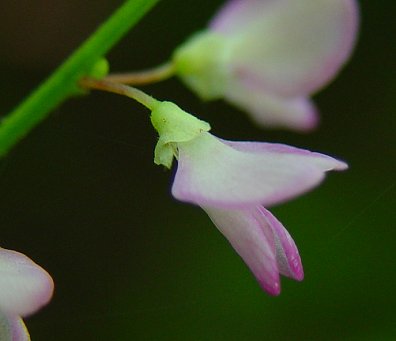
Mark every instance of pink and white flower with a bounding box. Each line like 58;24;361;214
173;0;359;131
0;247;54;340
171;131;346;294
151;100;347;294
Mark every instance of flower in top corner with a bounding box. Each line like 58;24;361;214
172;0;359;131
151;101;347;294
0;247;54;340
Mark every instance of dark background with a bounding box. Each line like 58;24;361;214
0;1;395;340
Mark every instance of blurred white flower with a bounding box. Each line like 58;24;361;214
173;0;359;131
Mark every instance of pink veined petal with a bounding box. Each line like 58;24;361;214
172;132;347;209
259;207;304;281
213;0;359;97
203;206;281;295
0;312;30;341
0;248;54;317
225;80;319;131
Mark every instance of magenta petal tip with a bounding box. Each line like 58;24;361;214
260;279;281;297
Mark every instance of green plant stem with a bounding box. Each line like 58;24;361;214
104;61;175;85
80;77;159;110
0;0;160;157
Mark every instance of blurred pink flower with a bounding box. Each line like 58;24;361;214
171;132;347;294
173;0;359;131
0;247;54;340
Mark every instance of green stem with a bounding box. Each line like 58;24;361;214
104;61;175;85
0;0;160;157
80;77;160;110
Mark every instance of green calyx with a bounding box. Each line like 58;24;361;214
172;31;231;101
151;101;211;168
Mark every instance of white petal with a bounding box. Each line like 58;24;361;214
203;206;281;295
0;312;30;341
210;0;278;34
213;0;359;97
221;139;348;172
0;248;54;317
172;132;346;208
225;80;318;131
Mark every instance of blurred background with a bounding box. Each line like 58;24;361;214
0;0;395;340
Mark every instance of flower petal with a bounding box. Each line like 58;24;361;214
0;312;30;341
172;132;347;208
221;139;348;172
212;0;359;97
210;0;275;34
259;208;303;281
203;206;280;295
0;248;54;317
225;80;318;131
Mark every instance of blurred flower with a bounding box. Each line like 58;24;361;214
173;0;359;131
151;101;347;294
0;247;54;340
